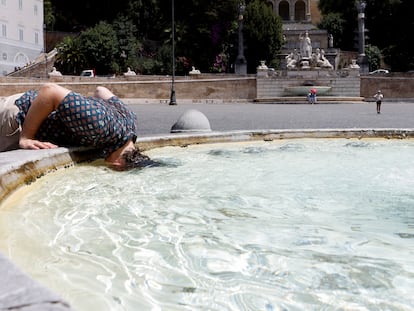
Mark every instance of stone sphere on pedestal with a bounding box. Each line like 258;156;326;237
171;109;212;133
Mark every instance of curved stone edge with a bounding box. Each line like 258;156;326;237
0;147;99;203
135;128;414;151
0;128;414;310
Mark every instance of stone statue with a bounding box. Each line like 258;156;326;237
328;34;334;48
124;67;136;76
48;67;62;77
319;49;333;69
311;48;333;69
299;31;312;59
312;48;323;67
284;32;335;70
349;59;360;69
286;49;299;69
189;66;201;75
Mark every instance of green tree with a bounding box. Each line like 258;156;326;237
319;0;413;71
379;0;414;71
55;36;86;75
318;0;358;51
50;0;130;31
44;0;55;30
244;0;283;72
112;16;143;73
49;0;284;74
125;0;165;40
166;0;240;73
317;13;345;48
365;45;381;72
78;22;119;74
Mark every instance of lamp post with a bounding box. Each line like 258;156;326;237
169;0;177;105
357;0;368;73
235;2;247;75
44;23;48;79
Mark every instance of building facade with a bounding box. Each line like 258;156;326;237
0;0;44;76
267;0;321;25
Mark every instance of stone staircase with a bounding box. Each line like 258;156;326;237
7;49;58;79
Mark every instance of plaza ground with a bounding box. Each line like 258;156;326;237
128;101;414;136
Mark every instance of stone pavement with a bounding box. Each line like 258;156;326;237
0;252;71;311
126;101;414;136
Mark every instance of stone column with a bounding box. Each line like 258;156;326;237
235;2;247;75
357;1;369;73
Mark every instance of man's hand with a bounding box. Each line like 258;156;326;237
19;138;58;150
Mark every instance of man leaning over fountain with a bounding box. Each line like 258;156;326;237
0;83;152;170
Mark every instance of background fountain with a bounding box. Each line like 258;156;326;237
256;32;362;103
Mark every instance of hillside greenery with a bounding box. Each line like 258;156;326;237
46;0;413;74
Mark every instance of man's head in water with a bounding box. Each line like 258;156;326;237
120;148;156;170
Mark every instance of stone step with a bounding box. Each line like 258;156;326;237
254;96;365;103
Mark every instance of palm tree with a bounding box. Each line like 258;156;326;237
55;36;86;75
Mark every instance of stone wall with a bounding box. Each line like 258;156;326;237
256;69;361;99
0;75;256;101
361;75;414;100
1;73;414;101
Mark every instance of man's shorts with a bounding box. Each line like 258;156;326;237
0;93;23;151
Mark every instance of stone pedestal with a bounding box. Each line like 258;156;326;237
257;61;269;77
300;59;311;69
235;60;247;75
358;54;369;74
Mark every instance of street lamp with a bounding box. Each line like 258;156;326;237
44;23;48;78
235;2;247;75
169;0;177;105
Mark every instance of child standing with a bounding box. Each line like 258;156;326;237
373;90;384;114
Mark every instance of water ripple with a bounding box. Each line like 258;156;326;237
1;139;414;310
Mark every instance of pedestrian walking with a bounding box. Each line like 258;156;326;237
373;90;384;114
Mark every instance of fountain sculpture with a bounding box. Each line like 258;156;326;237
256;31;361;101
285;32;333;71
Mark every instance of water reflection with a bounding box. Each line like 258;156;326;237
1;139;414;310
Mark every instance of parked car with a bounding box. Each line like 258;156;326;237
369;69;389;75
80;69;95;77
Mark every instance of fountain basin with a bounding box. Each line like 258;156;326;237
285;86;332;96
1;136;414;311
0;129;414;310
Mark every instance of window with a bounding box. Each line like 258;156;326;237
294;0;306;21
2;53;7;60
1;24;6;37
19;29;23;41
279;1;290;21
34;5;38;15
35;32;39;45
1;0;6;6
18;0;22;10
